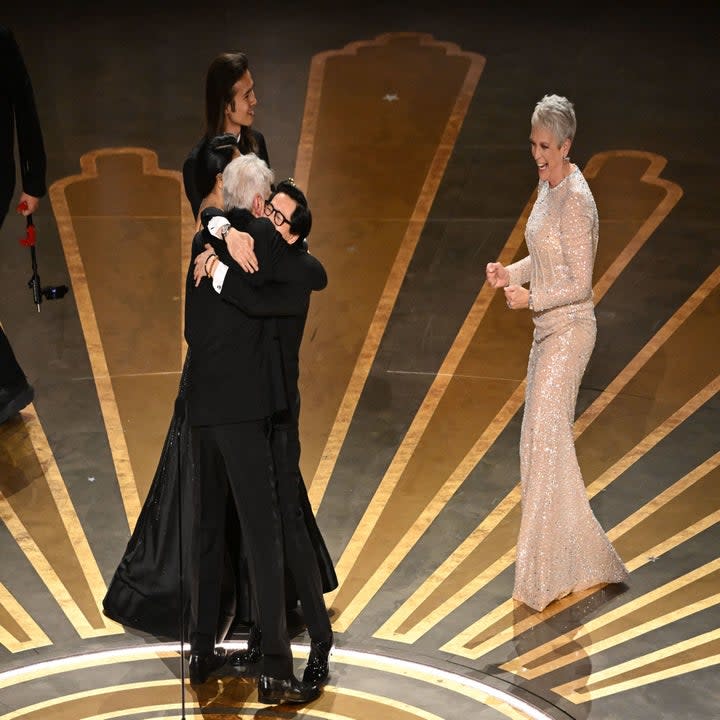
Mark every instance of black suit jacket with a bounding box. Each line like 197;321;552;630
182;130;269;220
201;206;327;419
0;26;46;218
184;209;283;427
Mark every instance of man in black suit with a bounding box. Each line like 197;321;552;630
196;178;335;685
182;51;269;220
184;153;320;705
0;26;46;424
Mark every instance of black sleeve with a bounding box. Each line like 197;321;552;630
6;28;46;198
182;139;204;219
306;253;328;291
221;273;309;317
253;129;270;167
199;205;225;228
245;220;281;285
220;249;326;316
184;230;206;344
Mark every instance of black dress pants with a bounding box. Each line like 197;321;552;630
272;420;332;644
0;325;25;389
190;419;292;678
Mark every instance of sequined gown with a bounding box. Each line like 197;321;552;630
507;166;629;612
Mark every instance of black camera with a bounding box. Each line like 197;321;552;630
27;274;69;310
40;284;69;301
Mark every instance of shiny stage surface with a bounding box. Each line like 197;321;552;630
0;4;718;719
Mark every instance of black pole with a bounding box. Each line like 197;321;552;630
177;404;187;719
26;214;41;312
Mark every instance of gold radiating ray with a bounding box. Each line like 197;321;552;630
290;33;486;509
574;275;719;498
501;557;720;679
612;450;720;569
0;401;121;641
0;582;49;652
376;267;717;643
441;452;720;659
331;152;681;633
552;629;720;703
49;148;194;528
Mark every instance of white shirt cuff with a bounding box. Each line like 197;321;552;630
207;216;231;238
212;262;228;293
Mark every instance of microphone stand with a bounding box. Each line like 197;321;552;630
18;206;69;309
176;398;187;719
19;211;41;311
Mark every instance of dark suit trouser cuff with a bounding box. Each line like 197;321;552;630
262;652;294;679
190;631;215;656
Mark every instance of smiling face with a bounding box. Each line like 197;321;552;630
529;124;571;187
268;192;300;245
224;70;257;134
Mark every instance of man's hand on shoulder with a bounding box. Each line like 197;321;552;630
226;228;258;273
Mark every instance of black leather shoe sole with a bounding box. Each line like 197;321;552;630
189;649;227;684
257;675;321;704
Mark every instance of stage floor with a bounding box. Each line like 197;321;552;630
0;4;718;719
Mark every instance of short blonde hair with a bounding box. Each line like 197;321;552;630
531;94;576;146
222;153;274;210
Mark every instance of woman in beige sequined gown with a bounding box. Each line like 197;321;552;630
486;95;629;612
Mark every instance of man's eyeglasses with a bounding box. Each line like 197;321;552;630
264;200;290;228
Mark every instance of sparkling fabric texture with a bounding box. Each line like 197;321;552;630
507;166;629;612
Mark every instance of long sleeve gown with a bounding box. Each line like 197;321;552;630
506;166;629;612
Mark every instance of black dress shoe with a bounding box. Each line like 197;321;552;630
229;624;263;665
0;383;34;425
302;633;333;685
257;673;320;704
189;648;227;684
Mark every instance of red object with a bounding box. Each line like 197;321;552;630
18;205;36;247
20;223;37;246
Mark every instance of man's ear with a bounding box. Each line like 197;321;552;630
252;193;264;216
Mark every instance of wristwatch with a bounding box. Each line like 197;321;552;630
220;223;230;240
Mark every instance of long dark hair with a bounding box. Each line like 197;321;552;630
194;134;238;202
204;52;257;155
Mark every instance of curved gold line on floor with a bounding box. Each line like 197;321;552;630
0;683;444;720
292;32;486;511
0;644;551;720
332;151;681;634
